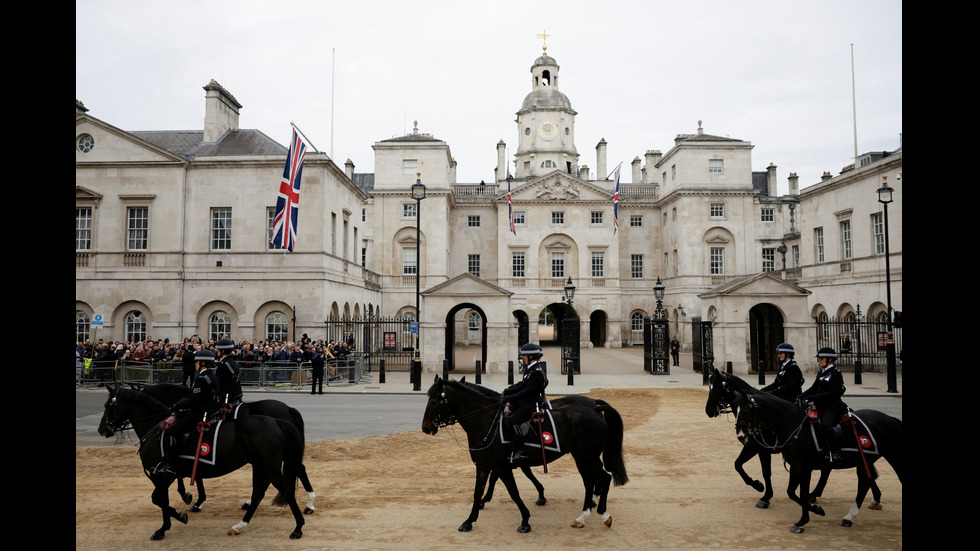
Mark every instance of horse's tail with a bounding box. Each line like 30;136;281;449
272;419;305;507
596;404;629;486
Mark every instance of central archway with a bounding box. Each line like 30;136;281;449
444;302;488;372
749;303;785;373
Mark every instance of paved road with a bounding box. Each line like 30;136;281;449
76;386;899;446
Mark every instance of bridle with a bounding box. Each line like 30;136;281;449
735;395;805;452
427;384;504;451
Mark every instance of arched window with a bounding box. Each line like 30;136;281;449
468;312;481;332
125;311;146;342
209;311;231;341
76;311;90;343
266;311;288;341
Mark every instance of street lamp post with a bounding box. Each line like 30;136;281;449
877;176;898;393
650;277;670;375
561;276;579;380
411;174;426;390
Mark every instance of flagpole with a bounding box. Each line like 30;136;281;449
290;122;320;154
605;161;624;181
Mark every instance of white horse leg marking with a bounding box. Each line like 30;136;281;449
229;521;249;535
571;509;591;528
601;512;612;527
306;491;316;511
844;502;860;522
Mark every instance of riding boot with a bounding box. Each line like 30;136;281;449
507;423;527;464
152;434;178;477
825;425;843;465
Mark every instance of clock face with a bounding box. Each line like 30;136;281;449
537;120;559;141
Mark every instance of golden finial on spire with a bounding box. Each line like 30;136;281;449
536;30;550;52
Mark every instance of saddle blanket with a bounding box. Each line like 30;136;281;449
500;407;562;454
164;416;232;468
809;411;880;457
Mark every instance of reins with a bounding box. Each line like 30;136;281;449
740;396;806;451
433;388;504;453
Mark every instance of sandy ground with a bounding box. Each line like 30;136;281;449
76;388;901;550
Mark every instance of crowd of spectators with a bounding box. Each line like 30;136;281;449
77;332;357;369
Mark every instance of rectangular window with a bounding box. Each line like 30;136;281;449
591;251;605;278
551;211;564;225
468;254;481;278
762;248;775;272
403;203;417;219
267;207;285;250
792;245;800;268
551;252;565;278
402;159;417;175
631;254;643;279
210;208;232;250
761;208;774;222
402;247;417;275
76;207;92;250
709;159;724;174
361;208;366;222
815;227;825;263
630;215;643;228
710;247;725;275
840;220;852;259
872;213;885;255
513;211;526;225
512;252;525;278
361;247;367;267
127;207;148;250
591;211;604;225
710;203;725;218
467;215;481;227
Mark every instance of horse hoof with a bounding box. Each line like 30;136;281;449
517;524;532;533
604;515;613;528
182;494;193;505
290;529;303;539
841;519;853;528
790;524;805;534
190;505;202;513
751;481;765;492
241;502;250;511
571;521;585;529
303;507;315;515
756;500;770;509
458;522;472;532
150;530;166;541
868;501;883;510
176;512;188;525
812;505;825;517
535;498;547;506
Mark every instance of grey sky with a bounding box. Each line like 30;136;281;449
76;0;902;194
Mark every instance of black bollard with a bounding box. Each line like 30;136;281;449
854;356;863;385
443;358;449;380
412;359;421;391
758;360;766;385
475;360;481;385
567;360;574;386
379;359;386;384
726;361;733;375
507;360;514;385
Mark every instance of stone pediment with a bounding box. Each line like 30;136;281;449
699;273;810;299
422;273;513;298
76;115;186;164
500;171;612;203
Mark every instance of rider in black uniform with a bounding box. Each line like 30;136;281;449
799;347;848;465
762;342;804;401
214;338;243;405
501;343;548;464
153;349;222;476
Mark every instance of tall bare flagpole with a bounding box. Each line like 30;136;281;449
851;44;858;163
331;48;335;159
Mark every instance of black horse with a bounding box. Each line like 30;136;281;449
731;388;903;533
455;378;604;509
705;369;882;509
134;383;316;515
98;386;306;540
421;375;628;533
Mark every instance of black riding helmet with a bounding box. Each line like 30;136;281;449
519;343;543;367
215;338;236;351
195;349;217;366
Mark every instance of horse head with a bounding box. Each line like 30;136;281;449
98;383;124;437
421;375;452;435
705;369;735;418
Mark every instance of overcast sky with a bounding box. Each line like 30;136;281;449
76;0;902;194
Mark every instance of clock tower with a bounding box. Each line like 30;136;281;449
512;47;579;181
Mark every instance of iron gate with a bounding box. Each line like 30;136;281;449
560;315;580;374
815;316;902;374
323;316;414;372
643;315;670;374
692;317;714;375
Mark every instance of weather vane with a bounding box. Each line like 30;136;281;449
536;30;550;52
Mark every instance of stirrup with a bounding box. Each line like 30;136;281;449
509;451;527;464
152;461;177;476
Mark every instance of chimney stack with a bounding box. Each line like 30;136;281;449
596;138;607;180
203;80;241;143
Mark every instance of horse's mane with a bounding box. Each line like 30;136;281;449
716;371;762;394
457;379;502;398
118;387;171;413
439;378;498;402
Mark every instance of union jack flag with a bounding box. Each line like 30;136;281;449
612;164;621;234
270;128;308;252
507;175;516;235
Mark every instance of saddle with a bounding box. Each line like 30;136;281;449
500;407;561;454
805;409;880;457
160;417;229;468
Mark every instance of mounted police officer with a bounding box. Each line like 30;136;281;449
214;338;243;405
761;343;805;401
501;343;548;464
799;347;848;465
153;349;222;476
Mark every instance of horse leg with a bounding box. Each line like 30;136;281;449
230;472;269;536
521;464;548;506
190;477;206;512
149;477;187;541
842;468;875;527
592;469;614;527
757;451;774;508
297;463;316;514
479;470;498;509
571;456;604;529
810;467;831;504
460;466;491;532
497;466;532;533
868;479;883;510
788;468;824;533
733;445;765;494
176;477;193;506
